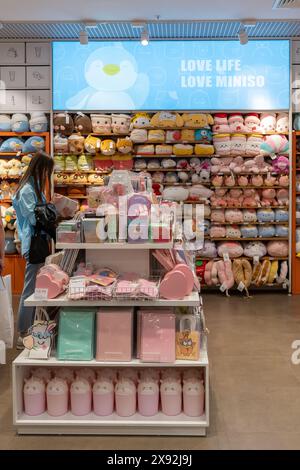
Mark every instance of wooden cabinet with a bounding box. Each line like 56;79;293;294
2;254;25;295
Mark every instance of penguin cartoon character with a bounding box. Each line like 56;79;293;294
66;44;149;110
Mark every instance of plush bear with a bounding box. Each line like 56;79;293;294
212;175;223;187
181;129;195;142
213;134;231;155
260;113;276;134
74;113;92;134
11;113;29;133
243;209;257;223
148;129;165;143
243;241;267;258
245;134;263;156
240;225;258;238
211;188;228;207
231;134;246;156
0;137;23;153
68;134;85;155
131;112;151;128
210;225;226;238
211;209;225;223
244;113;261;133
53;113;74;135
293;113;300;131
212;113;230;133
29;112;48;133
272;155;289;174
162;158;176;169
276;113;289;133
0;114;11;131
217;241;244;258
111;114;131;134
130;128;148;143
162;186;189;201
84;135;101;154
228;114;246;133
23;136;45;153
258;225;276;238
260;134;289;156
276;188;289;206
116;138;133;154
151;112;184;128
194;128;213;143
275;225;288;237
275;209;288;222
225;209;243;223
181;113;213;128
227;188;243;208
251;175;264;187
267;240;288;257
243;189;261;208
257;209;275;223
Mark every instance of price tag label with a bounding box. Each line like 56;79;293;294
220;283;226;292
237;281;245;292
34;288;48;300
253;255;260;264
69;278;86;295
223;253;230;262
270;154;277;160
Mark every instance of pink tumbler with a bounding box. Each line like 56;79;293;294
93;378;114;416
183;379;205;417
160;378;182;416
70;378;92;416
46;378;69;416
115;379;136;417
138;379;159;416
23;377;46;416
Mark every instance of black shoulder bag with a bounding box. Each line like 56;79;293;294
29;203;58;264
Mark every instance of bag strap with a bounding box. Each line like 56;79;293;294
34;307;50;322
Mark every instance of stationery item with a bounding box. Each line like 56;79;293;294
175;314;200;360
70;377;92;416
46;378;69;417
115;379;136;417
140;310;176;362
96;308;133;361
183;378;205;417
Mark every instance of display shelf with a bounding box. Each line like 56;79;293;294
211;205;288;210
0;132;49;137
24;291;200;307
196;256;289;261
134;153;215;157
209;221;288;225
135;168;198;172
56;241;173;250
54;170;111;174
210;237;289;241
212;186;288;190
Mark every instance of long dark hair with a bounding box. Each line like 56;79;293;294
16;151;54;202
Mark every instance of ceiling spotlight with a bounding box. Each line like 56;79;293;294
141;25;149;46
238;27;248;45
79;29;88;45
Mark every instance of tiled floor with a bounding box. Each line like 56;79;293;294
1;293;300;450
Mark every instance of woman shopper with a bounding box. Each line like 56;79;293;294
13;151;54;348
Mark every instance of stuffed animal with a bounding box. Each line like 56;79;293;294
260;134;289;156
131;112;151;128
148;129;165;143
77;154;93;171
276;188;289;206
211;188;228;208
194;144;214;155
152;171;165;183
165;130;181;142
245;134;263;156
254;155;272;174
181;113;213;128
267;240;288;257
212;175;223;187
275;209;288;222
238;175;248;187
29;112;48;133
233;258;252;293
243;241;267;258
53;113;74;135
258;225;276;238
226;225;241;239
173;144;193;156
84;135;101;154
130;128;148;143
244;113;261;133
0;114;11;131
162;186;189;201
68;134;85;155
261;188;277;207
211;209;225;223
65;155;78;171
198;240;217;258
229;156;245;175
111;114;131;134
162;158;176;169
264;174;277;187
178;171;190;183
276;113;289;133
5;206;16;230
272;155;289;174
194;128;213;143
293;113;300;131
251;175;264;187
116;138;133;154
181;129;195;142
0;137;23;153
278;175;289;187
23;136;45;153
240;225;258;238
0;181;11;199
87;173;104;185
11;114;29;133
230;134;246;156
267;260;279;284
156;144;173;155
225;209;243;223
243;189;261;208
165;172;179;184
152;182;163;196
213;134;231;155
150;112;184;128
275;225;288;237
228;113;246;133
257;209;275;223
176;159;189;170
217;241;244;258
188;184;213;202
224;175;235;187
136;145;155;155
212;113;230;133
73;113;92;134
54;134;69;154
260;113;276;134
227;188;244;208
147;159;160;170
243;209;257;223
210;225;226;238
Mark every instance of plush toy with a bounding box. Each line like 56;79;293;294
217;241;243;258
257;209;275;223
260;134;289;156
276;188;289;206
237;175;248;187
260;113;276;134
244;113;261;133
54;134;68;154
5;206;16;230
211;188;228;208
152;171;165;183
229;156;245;175
275;225;288;237
0;137;23;153
176;159;189;170
165;171;179;184
111;114;131;134
152;182;163;196
251;175;264;187
278;175;289;187
212;113;230;133
243;209;257;223
241;225;258;238
156;144;173;155
197;240;217;259
130;128;148;143
136;145;154;155
84;135;101;154
224;175;235;187
189;157;201;170
275;209;288;222
243;188;261;208
148;129;165;143
131;112;151;128
188;184;213;202
212;175;223;187
293;113;300;131
68;134;85;155
228;114;246;133
77;154;93;171
161;158;176;169
162;186;189;201
213;134;231;155
243;241;267;258
261;188;277;207
272;155;289;174
210;225;226;238
173;144;193;156
276;113;289;133
230;134;246;156
258;225;276;238
194;144;214;155
0;161;8;178
227;188;244;208
147;159;160;170
211;209;225;223
150;112;184;128
29;112;48;133
267;240;288;257
194;128;213;143
245;134;263;156
5;229;17;254
23;136;45;153
87;174;105;185
254;155;272;174
264;174;277;187
65;155;78;171
0;114;11;131
226;225;241;239
73;113;92;134
165;130;181;142
225;209;243;223
0;181;11;199
11;114;29;133
116;138;133;154
178;171;190;183
181;129;195;142
53;113;74;135
181;113;213;128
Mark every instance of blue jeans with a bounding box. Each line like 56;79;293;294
17;253;43;334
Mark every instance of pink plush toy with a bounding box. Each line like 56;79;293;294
251;175;264;187
230;133;246;156
261;188;277;207
229;156;245;174
225;209;243;223
272;156;289;175
211;209;226;223
238;175;248;187
226;225;241;238
244;113;261;133
254;155;272;174
160;378;182;416
227;188;243;207
216;259;235;294
217;241;244;258
277;188;289;206
210;225;226;238
243;189;260;208
264;174;277;187
276;113;289;133
211;175;223;187
267;240;288;257
76;368;96;385
211;188;228;208
224;175;235;187
228;114;246;133
204;260;214;286
70;378;92;416
31;367;52;384
212;113;230;133
243;209;257;223
260;113;276;134
278;175;289;187
138;378;159;417
245;134;263;156
213;134;231;155
115;378;136;417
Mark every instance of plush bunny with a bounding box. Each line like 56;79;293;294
238;175;248;187
224;175;235;187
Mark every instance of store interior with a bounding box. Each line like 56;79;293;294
1;0;300;451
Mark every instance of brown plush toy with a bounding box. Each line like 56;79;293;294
74;113;92;134
53;113;74;135
68;134;85;155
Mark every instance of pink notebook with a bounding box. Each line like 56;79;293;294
96;308;133;361
140;311;176;363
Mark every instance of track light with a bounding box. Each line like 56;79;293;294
79;29;88;45
141;25;149;46
238;27;248;45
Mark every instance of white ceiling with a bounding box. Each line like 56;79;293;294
0;0;300;22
